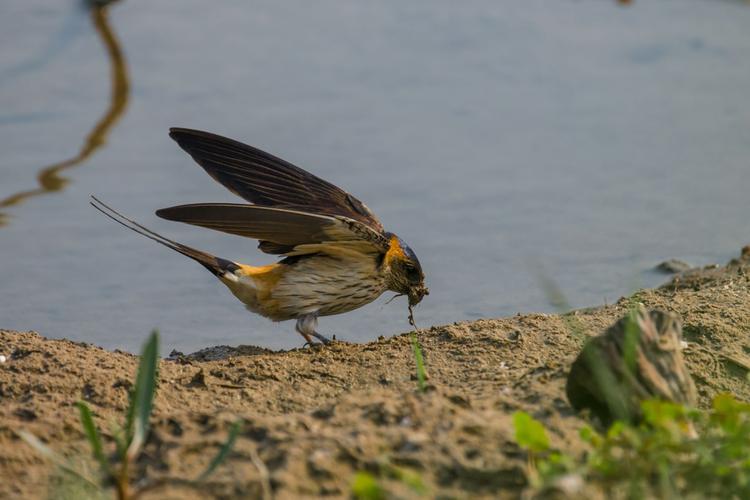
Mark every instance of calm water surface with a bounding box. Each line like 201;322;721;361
1;0;749;353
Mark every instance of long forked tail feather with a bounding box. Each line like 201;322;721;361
90;196;240;277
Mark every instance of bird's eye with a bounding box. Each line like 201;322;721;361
404;263;420;280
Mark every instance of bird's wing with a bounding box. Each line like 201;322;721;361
156;203;389;254
168;128;385;233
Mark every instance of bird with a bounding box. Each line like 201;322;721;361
91;128;428;345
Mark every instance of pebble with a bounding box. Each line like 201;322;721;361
0;355;6;363
655;259;692;274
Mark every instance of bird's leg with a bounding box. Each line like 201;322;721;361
295;317;315;345
295;314;331;345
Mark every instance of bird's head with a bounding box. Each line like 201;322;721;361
383;233;428;306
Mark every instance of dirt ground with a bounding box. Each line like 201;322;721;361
1;246;749;499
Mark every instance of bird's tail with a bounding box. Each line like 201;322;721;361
90;195;240;277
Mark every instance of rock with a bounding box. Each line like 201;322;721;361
566;306;697;427
186;369;207;388
655;259;692;274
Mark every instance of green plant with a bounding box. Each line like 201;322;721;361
410;332;427;393
19;331;241;499
351;458;427;499
512;412;572;487
351;471;385;500
513;394;750;498
513;412;550;453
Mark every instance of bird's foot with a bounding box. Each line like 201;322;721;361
312;332;331;345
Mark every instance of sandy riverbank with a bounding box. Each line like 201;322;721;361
1;247;749;499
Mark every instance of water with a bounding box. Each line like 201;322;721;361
1;0;749;354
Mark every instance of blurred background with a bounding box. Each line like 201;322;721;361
1;0;749;353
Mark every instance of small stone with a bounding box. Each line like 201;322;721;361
311;405;335;420
0;355;6;363
447;394;471;408
168;349;184;359
307;449;334;479
166;418;183;437
187;369;207;388
82;384;97;401
655;259;692;274
552;473;585;496
14;408;37;421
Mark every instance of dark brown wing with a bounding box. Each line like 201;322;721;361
156;203;389;252
168;128;384;233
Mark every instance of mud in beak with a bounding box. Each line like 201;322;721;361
408;285;429;306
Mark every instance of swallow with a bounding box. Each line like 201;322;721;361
91;128;428;345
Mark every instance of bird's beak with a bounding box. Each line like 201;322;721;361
408;284;429;306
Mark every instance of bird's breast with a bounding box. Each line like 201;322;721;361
222;252;387;321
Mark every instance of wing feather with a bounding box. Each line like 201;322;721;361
168;128;384;232
156;203;388;253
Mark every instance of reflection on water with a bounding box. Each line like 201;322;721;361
0;0;129;227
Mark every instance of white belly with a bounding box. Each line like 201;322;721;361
221;253;387;322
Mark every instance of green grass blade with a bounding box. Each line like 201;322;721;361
76;401;110;475
198;419;243;482
410;332;427;393
622;308;640;375
124;387;136;448
126;330;159;460
18;431;100;489
388;464;427;495
538;272;633;422
513;411;550;453
351;471;385;500
110;422;127;462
